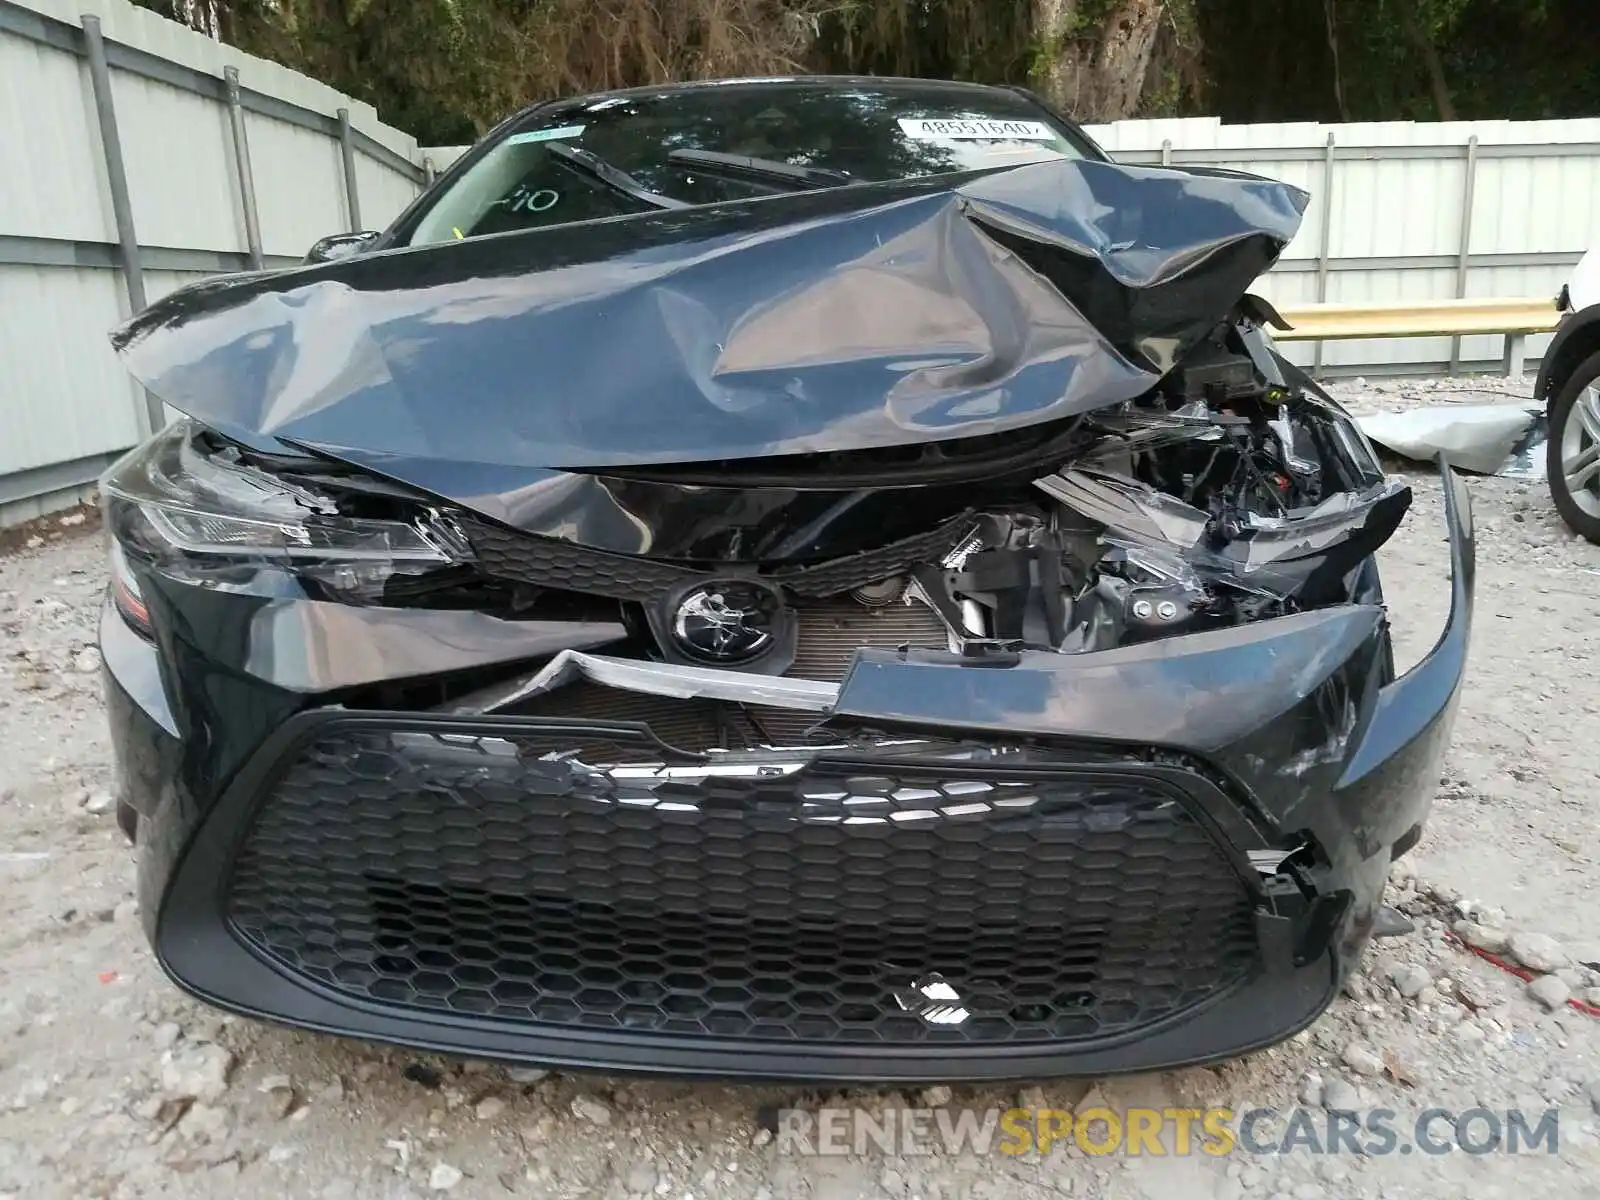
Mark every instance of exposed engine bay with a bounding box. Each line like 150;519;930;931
405;308;1407;748
896;311;1407;659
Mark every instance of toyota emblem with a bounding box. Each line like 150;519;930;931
669;581;779;665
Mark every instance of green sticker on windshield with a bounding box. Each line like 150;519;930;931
507;124;586;146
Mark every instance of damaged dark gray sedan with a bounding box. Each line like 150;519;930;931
98;77;1473;1081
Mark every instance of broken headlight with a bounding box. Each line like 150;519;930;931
100;420;472;619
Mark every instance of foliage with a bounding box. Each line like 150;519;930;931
133;0;1600;144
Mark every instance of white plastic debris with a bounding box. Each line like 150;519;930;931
1355;404;1545;477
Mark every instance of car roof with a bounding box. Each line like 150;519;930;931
508;76;1048;123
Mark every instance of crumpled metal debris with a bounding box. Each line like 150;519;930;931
1356;404;1548;478
441;649;840;716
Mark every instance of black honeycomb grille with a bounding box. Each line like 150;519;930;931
461;512;978;602
225;723;1260;1045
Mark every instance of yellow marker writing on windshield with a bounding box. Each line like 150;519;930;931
452;227;464;240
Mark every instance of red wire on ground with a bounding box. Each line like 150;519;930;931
1446;933;1600;1017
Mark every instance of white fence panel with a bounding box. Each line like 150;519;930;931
247;113;351;259
116;73;241;252
0;267;143;479
0;31;108;242
1082;116;1600;376
0;0;427;524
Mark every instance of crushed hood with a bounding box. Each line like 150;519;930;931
112;157;1307;481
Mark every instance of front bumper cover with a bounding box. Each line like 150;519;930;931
105;465;1473;1082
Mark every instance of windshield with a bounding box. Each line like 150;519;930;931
406;80;1097;246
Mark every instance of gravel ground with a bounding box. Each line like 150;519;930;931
3;379;1600;1199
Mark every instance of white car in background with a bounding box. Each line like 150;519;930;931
1539;248;1600;543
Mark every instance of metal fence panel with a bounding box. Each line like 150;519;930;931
0;0;427;525
0;29;109;242
354;153;423;236
115;70;241;252
0;264;143;477
245;112;349;258
1078;116;1600;377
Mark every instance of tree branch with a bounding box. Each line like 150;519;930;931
1399;2;1459;121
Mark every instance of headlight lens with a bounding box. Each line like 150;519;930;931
101;420;472;609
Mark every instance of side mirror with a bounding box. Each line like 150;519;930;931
304;231;380;265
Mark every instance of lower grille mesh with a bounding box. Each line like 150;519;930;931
225;724;1260;1047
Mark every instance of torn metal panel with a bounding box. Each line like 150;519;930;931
1356;404;1546;478
443;649;841;716
1035;466;1411;604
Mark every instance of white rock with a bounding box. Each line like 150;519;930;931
1455;921;1510;955
1514;1092;1546;1118
176;1102;230;1143
570;1094;612;1125
1317;1158;1348;1183
474;1095;507;1121
59;512;86;527
1297;1072;1324;1107
505;1067;549;1084
428;1162;463;1191
83;790;113;814
1389;963;1431;999
626;1160;658;1193
1016;1084;1047;1108
160;1043;234;1103
73;648;101;674
1454;1020;1486;1044
1455;974;1503;1010
920;1085;953;1108
1323;1079;1361;1111
1509;932;1570;974
1528;974;1571;1011
1341;1041;1384;1077
153;1023;181;1050
267;1143;297;1164
1583;1079;1600;1115
257;1074;292;1093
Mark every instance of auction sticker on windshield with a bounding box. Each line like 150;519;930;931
897;118;1055;141
506;124;586;146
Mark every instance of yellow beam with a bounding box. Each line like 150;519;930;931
1271;296;1560;341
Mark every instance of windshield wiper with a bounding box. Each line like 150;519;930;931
545;142;690;211
667;148;854;191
